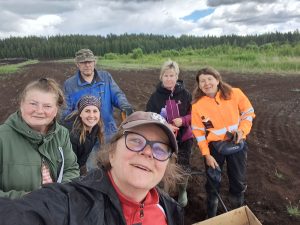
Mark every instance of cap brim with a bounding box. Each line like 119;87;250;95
121;120;178;154
76;57;96;63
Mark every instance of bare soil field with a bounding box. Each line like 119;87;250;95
0;61;299;224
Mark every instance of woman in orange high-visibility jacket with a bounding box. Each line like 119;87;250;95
191;67;255;218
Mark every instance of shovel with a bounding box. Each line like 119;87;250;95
190;169;228;212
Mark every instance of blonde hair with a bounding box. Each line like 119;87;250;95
192;67;232;104
97;129;184;192
159;59;180;80
19;78;65;118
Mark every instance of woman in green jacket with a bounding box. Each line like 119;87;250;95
0;78;79;199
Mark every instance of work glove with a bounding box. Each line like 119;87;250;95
121;107;134;121
207;166;222;183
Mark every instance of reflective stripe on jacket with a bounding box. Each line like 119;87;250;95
192;88;255;156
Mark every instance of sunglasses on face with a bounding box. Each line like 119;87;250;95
123;131;172;161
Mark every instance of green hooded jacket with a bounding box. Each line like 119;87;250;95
0;111;79;199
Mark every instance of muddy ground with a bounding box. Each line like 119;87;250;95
0;62;299;224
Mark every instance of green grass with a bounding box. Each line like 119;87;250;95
0;60;39;74
57;47;300;74
99;54;162;70
96;52;300;74
287;203;300;217
1;46;300;75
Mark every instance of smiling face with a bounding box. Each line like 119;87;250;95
161;68;178;91
198;74;220;98
109;124;169;200
80;105;100;131
20;89;58;134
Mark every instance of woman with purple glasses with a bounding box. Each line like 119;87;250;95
0;111;184;225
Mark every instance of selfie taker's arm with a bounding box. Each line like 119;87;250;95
0;184;70;225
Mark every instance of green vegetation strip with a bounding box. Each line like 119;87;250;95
96;46;300;74
2;44;300;74
0;60;38;74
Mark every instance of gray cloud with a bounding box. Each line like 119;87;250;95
192;1;300;36
225;3;300;25
0;11;21;32
0;1;76;16
0;0;299;38
207;0;276;7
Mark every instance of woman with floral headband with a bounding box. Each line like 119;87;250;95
65;95;104;175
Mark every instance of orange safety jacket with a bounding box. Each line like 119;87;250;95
192;88;255;156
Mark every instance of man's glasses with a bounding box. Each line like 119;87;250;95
123;131;172;161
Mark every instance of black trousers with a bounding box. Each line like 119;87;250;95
205;141;248;195
177;139;193;172
205;142;248;217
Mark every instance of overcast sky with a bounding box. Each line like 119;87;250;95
0;0;299;39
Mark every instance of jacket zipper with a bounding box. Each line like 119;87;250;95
139;203;144;219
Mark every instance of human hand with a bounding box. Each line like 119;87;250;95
235;130;244;143
172;118;183;127
121;107;134;121
122;107;134;117
205;155;219;169
169;124;179;136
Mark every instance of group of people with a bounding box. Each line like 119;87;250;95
0;48;255;224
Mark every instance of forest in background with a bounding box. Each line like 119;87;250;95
0;30;299;59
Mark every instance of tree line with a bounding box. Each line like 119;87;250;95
0;30;299;59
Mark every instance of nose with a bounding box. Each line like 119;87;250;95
90;112;99;118
36;104;44;113
203;80;209;85
140;144;153;159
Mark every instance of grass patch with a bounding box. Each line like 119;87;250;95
274;169;284;180
287;203;300;217
54;47;300;74
97;53;300;74
0;60;39;74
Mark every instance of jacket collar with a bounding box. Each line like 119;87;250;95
74;168;121;204
5;111;58;145
74;168;183;225
156;80;185;95
77;69;101;86
73;168;126;224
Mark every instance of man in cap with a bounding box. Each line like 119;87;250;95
62;49;133;169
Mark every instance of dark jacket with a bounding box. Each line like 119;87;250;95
0;169;184;225
146;80;193;142
70;125;99;167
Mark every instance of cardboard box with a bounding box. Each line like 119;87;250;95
192;206;262;225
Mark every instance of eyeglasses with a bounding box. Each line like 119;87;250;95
79;61;94;65
123;131;172;161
